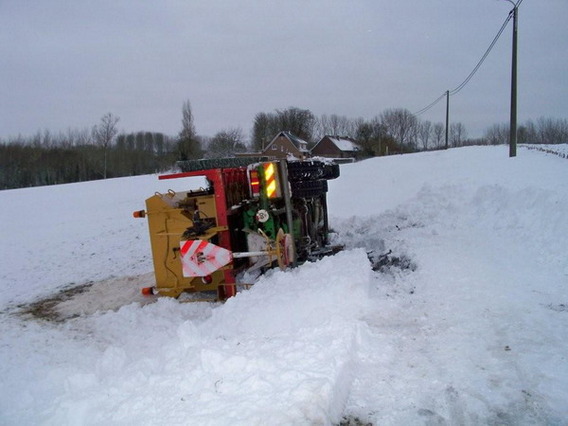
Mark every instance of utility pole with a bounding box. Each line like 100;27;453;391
506;0;519;157
445;90;450;149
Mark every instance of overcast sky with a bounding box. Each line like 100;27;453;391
1;0;566;140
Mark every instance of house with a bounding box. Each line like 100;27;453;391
237;131;310;160
263;131;310;159
311;135;361;160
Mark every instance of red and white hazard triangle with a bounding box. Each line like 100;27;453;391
179;240;232;277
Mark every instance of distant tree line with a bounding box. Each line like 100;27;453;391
481;117;568;146
0;116;178;189
253;107;568;154
251;107;466;155
2;100;567;190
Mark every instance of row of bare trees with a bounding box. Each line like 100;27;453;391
178;103;431;161
250;107;469;156
0;113;178;189
253;107;567;154
2;99;567;189
483;117;568;146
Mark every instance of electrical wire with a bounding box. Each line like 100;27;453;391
413;1;520;116
414;92;446;116
449;12;512;96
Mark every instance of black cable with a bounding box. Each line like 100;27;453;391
449;12;512;96
414;92;446;116
413;4;519;115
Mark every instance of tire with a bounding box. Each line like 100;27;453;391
287;161;325;181
291;180;328;198
322;163;340;180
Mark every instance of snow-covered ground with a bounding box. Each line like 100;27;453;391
521;143;568;159
1;145;567;425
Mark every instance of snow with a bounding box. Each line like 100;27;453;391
1;145;567;425
521;143;568;159
328;137;360;152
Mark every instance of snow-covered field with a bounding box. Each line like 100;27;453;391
521;143;568;159
1;145;567;425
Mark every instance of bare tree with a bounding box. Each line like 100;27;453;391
418;120;432;151
177;100;201;160
315;114;357;140
355;116;388;156
380;108;418;150
450;122;467;147
275;107;315;142
180;100;196;140
251;107;316;151
536;117;568;144
206;128;247;158
517;120;537;144
432;123;445;149
93;112;120;178
483;123;508;145
251;112;273;151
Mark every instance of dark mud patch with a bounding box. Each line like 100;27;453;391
371;250;417;274
17;282;93;322
546;303;568;313
337;415;373;426
16;272;156;322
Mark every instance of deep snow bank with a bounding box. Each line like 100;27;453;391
0;249;373;425
328;147;568;424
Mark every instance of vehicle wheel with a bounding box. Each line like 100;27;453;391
290;180;328;198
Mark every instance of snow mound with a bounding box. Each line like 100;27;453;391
332;177;568;422
1;249;373;425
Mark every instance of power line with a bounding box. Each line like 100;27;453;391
414;8;514;115
449;12;512;96
414;92;446;116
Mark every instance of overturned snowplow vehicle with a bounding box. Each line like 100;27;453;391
134;158;340;300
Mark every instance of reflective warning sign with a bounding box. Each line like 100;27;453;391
179;240;232;277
